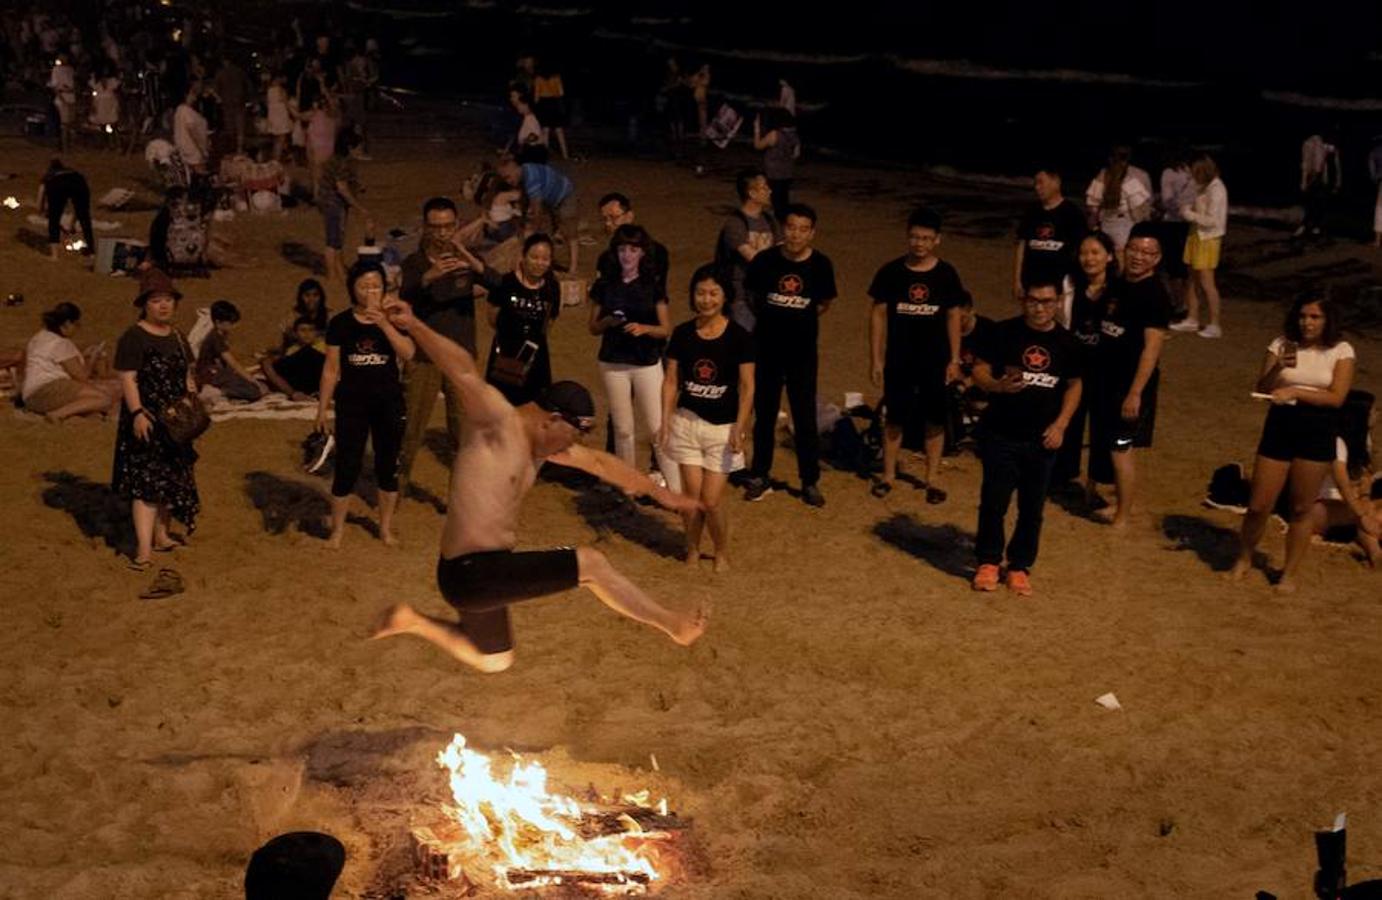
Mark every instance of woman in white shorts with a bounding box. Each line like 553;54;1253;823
658;266;755;571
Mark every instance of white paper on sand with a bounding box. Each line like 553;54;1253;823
1094;692;1122;711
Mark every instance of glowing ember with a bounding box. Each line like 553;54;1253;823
431;733;679;894
2;197;18;209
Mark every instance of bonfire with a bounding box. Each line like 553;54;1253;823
411;734;688;894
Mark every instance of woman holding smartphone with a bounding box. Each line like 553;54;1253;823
454;234;561;405
1231;292;1355;592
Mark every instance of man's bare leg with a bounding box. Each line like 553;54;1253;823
879;423;903;487
923;426;944;490
1095;450;1134;529
576;546;707;645
371;604;514;673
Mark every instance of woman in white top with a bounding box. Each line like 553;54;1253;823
1170;154;1229;338
1232;293;1356;592
1085;146;1151;259
265;73;294;161
1309;391;1380;567
22;302;121;421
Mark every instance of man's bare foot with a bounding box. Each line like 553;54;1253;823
713;553;730;573
1275;577;1298;595
326;529;344;550
381;530;399;547
684;549;700;568
1226;558;1252;582
1092;508;1127;529
369;603;418;640
669;601;709;646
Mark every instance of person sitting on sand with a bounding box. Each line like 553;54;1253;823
21;301;121;421
262;317;327;400
195;300;266;401
316;260;414;549
1309;390;1380;568
279;278;329;351
370;299;708;674
1231;292;1356;592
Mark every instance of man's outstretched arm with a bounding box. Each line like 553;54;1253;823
548;444;702;516
383;298;509;425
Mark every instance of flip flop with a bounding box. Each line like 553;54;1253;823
925;486;947;505
127;558;153;573
139;568;185;600
870;480;892;498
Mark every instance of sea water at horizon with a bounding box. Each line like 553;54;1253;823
339;1;1382;218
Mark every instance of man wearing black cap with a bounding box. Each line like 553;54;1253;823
370;299;707;673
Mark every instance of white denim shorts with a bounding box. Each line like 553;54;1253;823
664;408;744;474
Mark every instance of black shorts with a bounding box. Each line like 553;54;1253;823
1087;372;1159;484
1256;404;1339;463
535;97;568;128
883;368;948;430
436;548;580;654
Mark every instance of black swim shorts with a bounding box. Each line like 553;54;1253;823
436;547;580;654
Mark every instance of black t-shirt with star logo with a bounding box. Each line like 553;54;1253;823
745;246;838;349
1098;274;1172;389
1016;199;1087;286
977;316;1082;440
868;256;970;377
326;309;402;404
666;319;755;425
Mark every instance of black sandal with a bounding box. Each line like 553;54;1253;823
870;480;892;498
925;486;947;505
139;568;185;600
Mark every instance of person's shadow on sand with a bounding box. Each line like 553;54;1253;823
279;241;325;275
40;470;136;557
1161;513;1269;574
244;471;381;541
540;464;684;561
872;513;973;581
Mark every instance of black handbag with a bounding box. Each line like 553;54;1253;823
159;332;211;444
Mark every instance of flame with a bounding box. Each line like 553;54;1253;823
436;733;662;893
66;239;87;252
3;196;18;209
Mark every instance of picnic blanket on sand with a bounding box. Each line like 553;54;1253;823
207;392;321;422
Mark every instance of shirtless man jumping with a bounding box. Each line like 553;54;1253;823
370;299;708;672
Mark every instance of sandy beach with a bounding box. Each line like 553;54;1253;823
1;129;1380;899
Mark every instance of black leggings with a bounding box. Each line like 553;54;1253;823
45;172;94;246
332;395;404;497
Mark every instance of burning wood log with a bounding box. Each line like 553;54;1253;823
504;868;652;888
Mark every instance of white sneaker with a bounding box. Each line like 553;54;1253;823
1169;319;1201;333
1198;324;1223;339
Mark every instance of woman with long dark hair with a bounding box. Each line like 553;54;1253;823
589;224;679;490
1231;292;1356;591
1052;231;1116;493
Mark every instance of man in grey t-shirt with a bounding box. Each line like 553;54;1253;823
716;168;781;332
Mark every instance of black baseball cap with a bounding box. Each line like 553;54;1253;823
537;380;595;432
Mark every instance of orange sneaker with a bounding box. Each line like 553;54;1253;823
971;563;1001;592
1005;569;1033;597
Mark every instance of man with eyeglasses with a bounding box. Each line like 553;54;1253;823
398;196;479;493
970;278;1083;597
596;192;670;298
371;298;706;673
1087;222;1170;529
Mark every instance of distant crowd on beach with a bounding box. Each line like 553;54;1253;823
2;5;1378;612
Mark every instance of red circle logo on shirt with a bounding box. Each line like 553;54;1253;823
1022;345;1051;372
1036;224;1055;240
908;283;930;302
357;337;377;353
779;274;803;294
693;358;718;383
